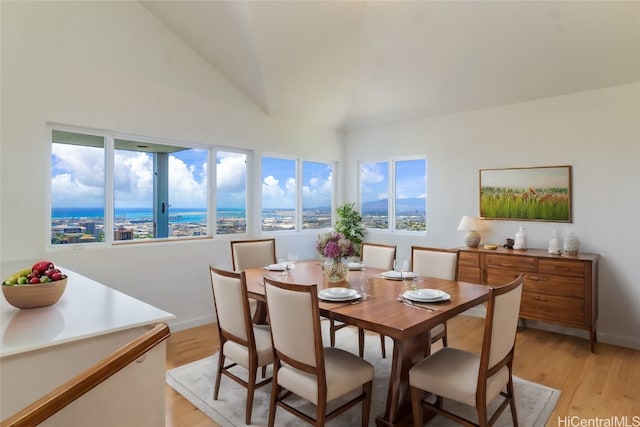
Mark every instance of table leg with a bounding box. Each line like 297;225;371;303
376;332;430;427
251;299;269;324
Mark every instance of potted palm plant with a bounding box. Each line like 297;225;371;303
335;203;366;257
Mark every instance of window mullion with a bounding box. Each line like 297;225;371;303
104;136;115;244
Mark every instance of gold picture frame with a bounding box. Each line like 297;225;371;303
479;165;572;222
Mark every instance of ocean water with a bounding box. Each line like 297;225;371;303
52;207;232;224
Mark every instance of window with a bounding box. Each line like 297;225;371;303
360;161;389;229
261;156;296;231
261;156;333;231
216;151;247;234
51;131;106;244
394;159;426;231
302;161;332;230
359;158;426;232
51;128;210;245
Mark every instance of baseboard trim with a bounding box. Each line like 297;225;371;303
167;315;216;333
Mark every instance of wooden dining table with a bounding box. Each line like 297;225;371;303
244;260;489;427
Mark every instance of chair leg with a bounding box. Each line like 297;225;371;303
246;368;257;424
213;353;225;400
361;380;373;427
358;328;365;358
410;386;423;427
507;376;519;427
261;365;267;378
267;371;279;427
379;333;386;358
330;320;337;347
442;322;448;347
316;399;327;426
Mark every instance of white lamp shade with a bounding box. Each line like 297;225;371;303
457;216;482;231
457;216;482;247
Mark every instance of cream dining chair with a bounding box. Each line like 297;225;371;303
264;275;374;427
230;238;277;271
209;266;274;425
329;242;397;358
230;238;277;319
410;246;459;352
409;274;524;427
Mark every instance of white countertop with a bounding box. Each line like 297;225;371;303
1;263;175;358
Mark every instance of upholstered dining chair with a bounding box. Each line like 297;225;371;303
230;238;277;271
263;275;374;427
409;274;524;427
329;242;397;358
411;246;459;352
209;266;274;425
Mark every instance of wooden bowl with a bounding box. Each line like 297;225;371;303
2;278;67;309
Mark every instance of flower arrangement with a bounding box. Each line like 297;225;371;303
315;231;356;261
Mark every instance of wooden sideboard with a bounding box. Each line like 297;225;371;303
456;247;599;351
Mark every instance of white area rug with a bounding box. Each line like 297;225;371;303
167;322;560;427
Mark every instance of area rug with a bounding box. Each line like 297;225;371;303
167;323;560;426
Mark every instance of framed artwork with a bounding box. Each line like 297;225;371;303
479;165;572;222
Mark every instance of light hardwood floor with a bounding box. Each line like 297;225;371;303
165;316;640;426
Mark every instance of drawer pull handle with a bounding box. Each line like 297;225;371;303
555;266;568;270
533;296;548;302
500;263;513;267
529;276;539;281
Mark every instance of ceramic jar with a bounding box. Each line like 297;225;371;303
548;230;562;255
514;227;527;250
563;233;580;256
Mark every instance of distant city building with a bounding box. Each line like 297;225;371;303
115;227;134;240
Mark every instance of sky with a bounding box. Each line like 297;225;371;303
261;157;332;209
51;144;332;210
360;159;426;203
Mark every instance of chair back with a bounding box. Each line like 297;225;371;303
231;238;276;271
411;246;458;280
481;274;524;372
264;276;324;373
209;266;253;345
361;243;397;270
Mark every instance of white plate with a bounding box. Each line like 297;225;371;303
402;289;450;302
381;271;417;280
265;263;286;271
319;288;359;301
347;262;365;270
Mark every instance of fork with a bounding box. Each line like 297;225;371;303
397;296;439;311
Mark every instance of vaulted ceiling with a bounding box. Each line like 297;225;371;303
141;1;640;131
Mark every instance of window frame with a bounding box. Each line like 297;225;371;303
358;156;427;234
260;154;336;234
48;124;215;249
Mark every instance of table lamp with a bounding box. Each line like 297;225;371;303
457;216;482;247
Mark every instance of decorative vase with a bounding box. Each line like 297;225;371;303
563;233;580;256
548;230;562;255
323;258;349;283
514;227;527;250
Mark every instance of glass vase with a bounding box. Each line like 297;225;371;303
323;258;349;283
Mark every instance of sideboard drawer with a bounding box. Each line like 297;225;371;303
485;269;522;286
520;292;584;326
484;254;536;272
524;273;585;298
457;266;481;283
459;251;480;267
538;259;585;278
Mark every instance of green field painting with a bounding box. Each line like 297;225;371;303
479;166;571;222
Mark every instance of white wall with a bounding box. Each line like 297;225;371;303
0;1;338;330
345;83;640;349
